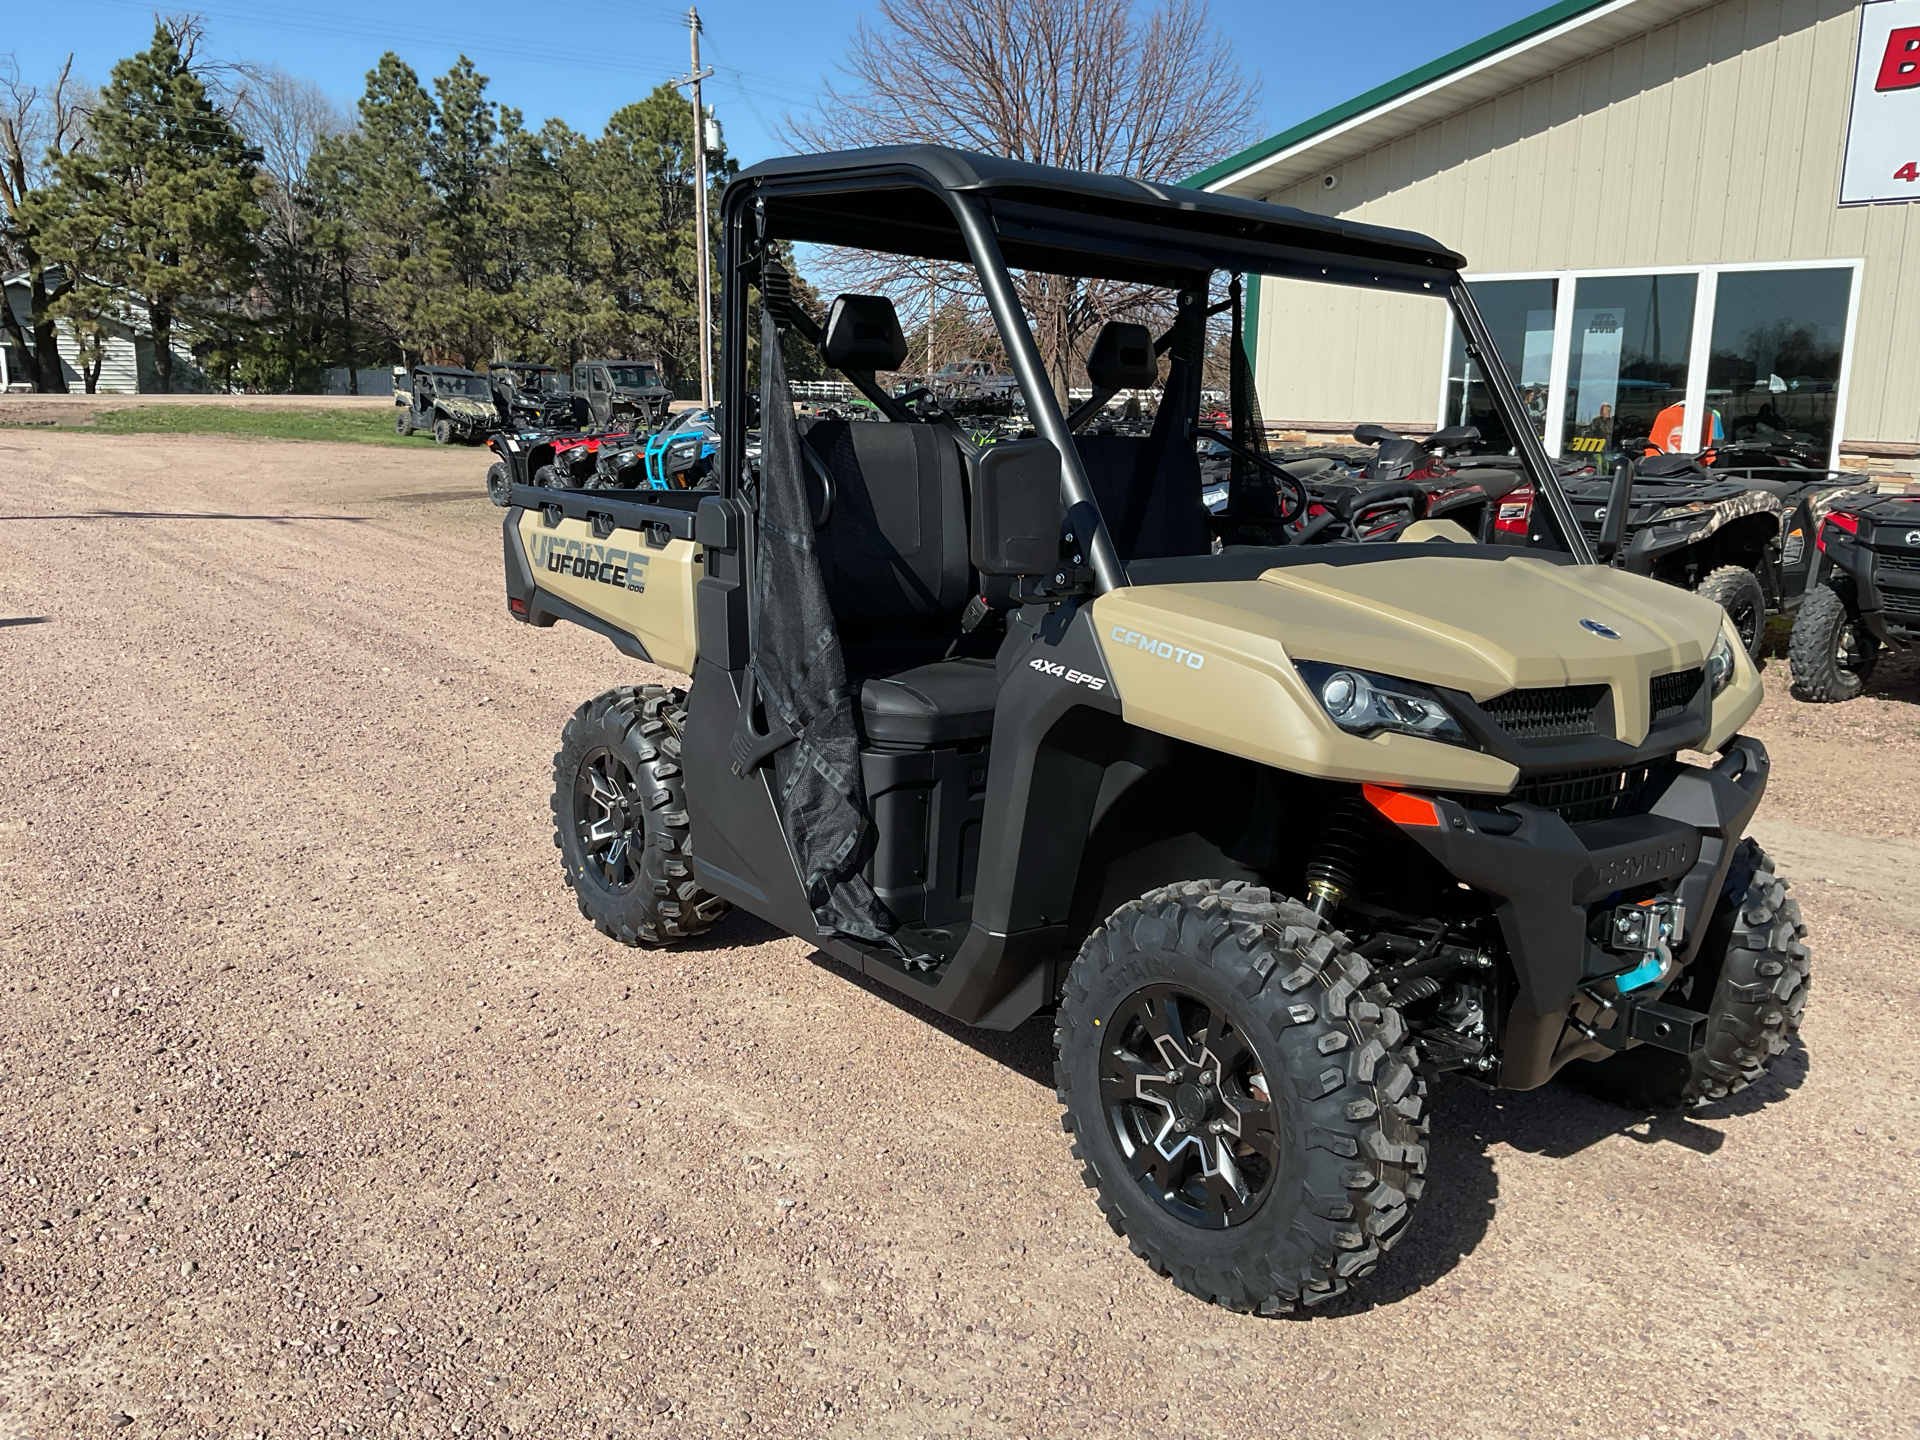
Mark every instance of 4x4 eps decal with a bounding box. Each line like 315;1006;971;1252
1028;657;1107;691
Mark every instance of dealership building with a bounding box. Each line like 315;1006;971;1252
1197;0;1920;471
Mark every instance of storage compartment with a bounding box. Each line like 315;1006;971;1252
860;741;990;930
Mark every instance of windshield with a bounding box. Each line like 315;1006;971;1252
431;373;491;398
607;366;657;389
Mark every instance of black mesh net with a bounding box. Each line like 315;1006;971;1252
740;295;896;942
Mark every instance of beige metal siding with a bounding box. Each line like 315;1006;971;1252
1255;0;1916;445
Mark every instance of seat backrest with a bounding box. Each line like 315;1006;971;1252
1075;433;1211;563
803;419;973;627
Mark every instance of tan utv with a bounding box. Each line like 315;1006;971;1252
496;146;1809;1314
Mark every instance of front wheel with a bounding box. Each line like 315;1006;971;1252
485;461;512;507
1573;839;1810;1108
1055;881;1427;1314
1696;565;1768;662
552;686;729;947
432;417;454;445
1790;584;1879;702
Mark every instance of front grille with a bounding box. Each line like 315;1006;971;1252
1650;667;1704;723
1878;552;1920;574
1482;684;1607;739
1513;762;1663;825
1883;589;1920;618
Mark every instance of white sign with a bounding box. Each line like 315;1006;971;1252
1841;0;1920;204
1572;308;1625;426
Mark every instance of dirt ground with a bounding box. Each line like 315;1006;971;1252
0;431;1915;1440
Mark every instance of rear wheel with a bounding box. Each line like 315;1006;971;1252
552;686;728;947
1790;584;1879;702
1573;840;1810;1108
1055;881;1427;1313
485;461;512;507
1695;565;1768;662
433;417;454;445
395;410;413;436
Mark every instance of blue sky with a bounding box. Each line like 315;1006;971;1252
23;0;1550;168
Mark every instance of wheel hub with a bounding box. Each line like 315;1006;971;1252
1098;984;1280;1228
574;749;642;892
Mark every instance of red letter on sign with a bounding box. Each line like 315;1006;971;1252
1878;25;1920;90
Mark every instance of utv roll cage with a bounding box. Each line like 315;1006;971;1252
717;144;1595;579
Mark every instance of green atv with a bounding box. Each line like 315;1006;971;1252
494;146;1809;1314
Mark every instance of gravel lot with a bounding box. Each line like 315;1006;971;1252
1;431;1915;1440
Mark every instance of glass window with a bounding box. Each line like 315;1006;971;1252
1707;268;1851;456
1562;273;1696;469
1445;278;1557;451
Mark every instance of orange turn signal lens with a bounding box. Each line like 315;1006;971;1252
1362;783;1441;828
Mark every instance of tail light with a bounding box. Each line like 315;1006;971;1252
508;597;528;617
1816;511;1859;552
1495;484;1534;535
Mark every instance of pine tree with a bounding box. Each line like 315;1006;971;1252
29;21;262;392
309;53;438;367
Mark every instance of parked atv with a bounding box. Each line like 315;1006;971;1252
483;426;636;507
573;359;673;428
1788;489;1920;701
394;364;498;444
494;145;1805;1315
489;362;588;431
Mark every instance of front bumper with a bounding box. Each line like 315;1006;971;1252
1384;736;1769;1088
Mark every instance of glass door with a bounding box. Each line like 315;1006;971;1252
1444;278;1556;452
1561;273;1697;472
1706;268;1853;458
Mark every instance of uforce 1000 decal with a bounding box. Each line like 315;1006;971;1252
528;531;650;594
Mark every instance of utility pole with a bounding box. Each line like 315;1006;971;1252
674;7;716;409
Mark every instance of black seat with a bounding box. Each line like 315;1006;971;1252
859;656;999;745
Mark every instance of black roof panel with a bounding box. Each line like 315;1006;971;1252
732;144;1465;289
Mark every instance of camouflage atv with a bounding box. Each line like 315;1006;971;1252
394;364;498;445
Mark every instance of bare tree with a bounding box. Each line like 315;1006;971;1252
789;0;1259;395
0;53;90;391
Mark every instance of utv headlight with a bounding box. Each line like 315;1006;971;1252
1707;630;1737;698
1295;661;1471;747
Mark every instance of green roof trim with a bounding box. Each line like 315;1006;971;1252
1182;0;1618;191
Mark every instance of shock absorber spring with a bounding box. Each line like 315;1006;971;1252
1305;799;1373;920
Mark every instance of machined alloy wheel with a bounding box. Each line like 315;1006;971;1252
551;686;728;947
573;748;643;891
1100;984;1281;1228
1056;880;1427;1313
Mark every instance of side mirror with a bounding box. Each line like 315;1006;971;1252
971;438;1062;576
1597;457;1634;562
